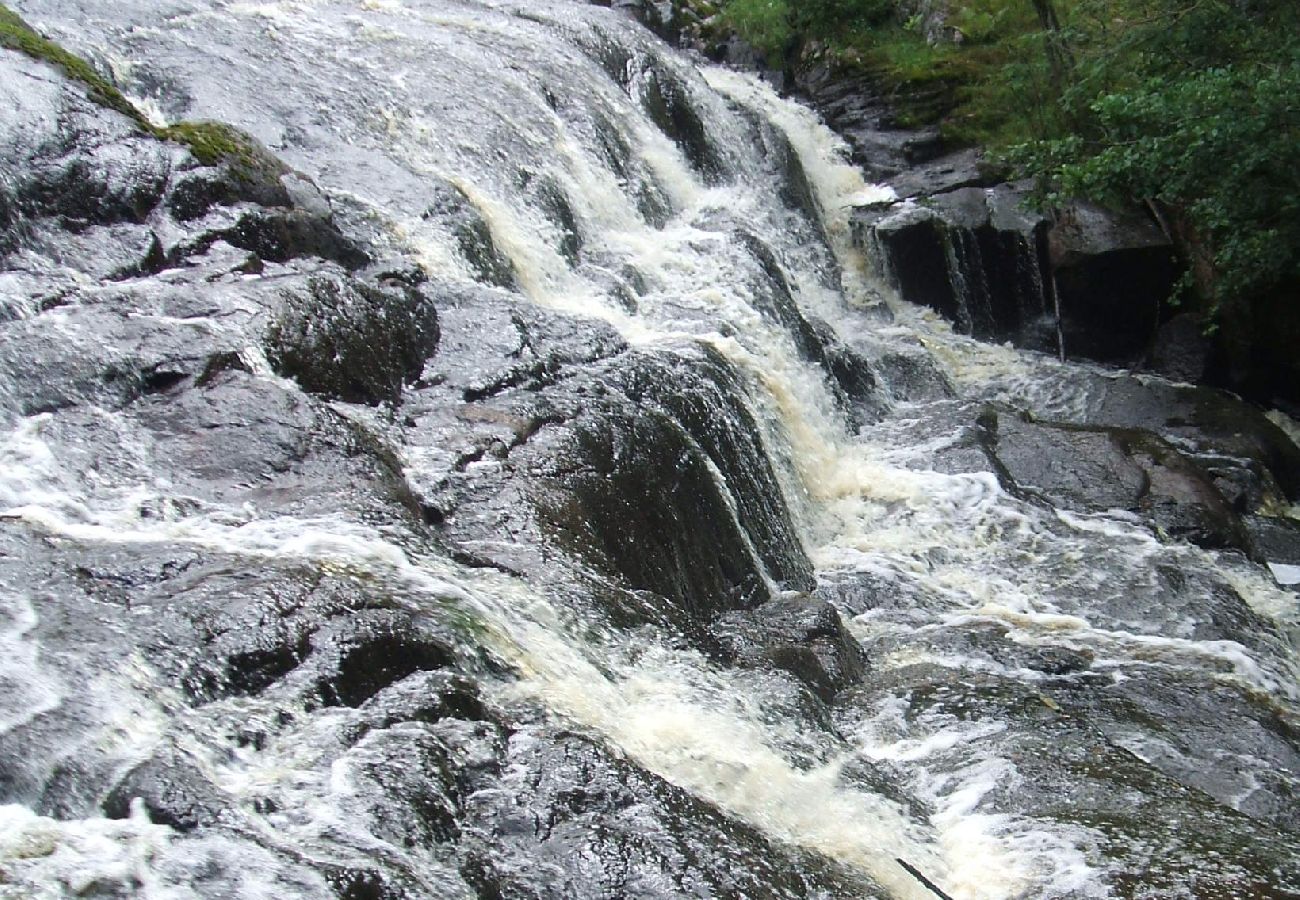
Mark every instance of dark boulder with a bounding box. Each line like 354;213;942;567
855;185;1057;353
457;726;885;900
265;272;440;405
103;748;228;832
614;346;816;593
711;594;867;702
853;188;1182;365
1048;201;1181;362
1147;312;1213;384
1078;376;1300;503
531;404;772;624
638;59;725;183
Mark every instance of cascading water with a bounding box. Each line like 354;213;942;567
1;1;1298;898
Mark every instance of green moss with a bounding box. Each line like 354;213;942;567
0;3;150;129
159;119;286;184
1;4;285;182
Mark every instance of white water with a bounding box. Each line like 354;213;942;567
3;1;1299;897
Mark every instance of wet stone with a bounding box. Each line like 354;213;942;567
102;748;228;833
978;406;1249;550
455;726;886;900
265;271;439;406
530;404;772;625
711;594;867;702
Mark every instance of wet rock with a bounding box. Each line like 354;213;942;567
531;404;772;624
978;407;1248;550
1049;201;1181;362
0;50;365;282
163;124;294;220
422;285;626;404
854;188;1182;365
358;670;498;733
131;371;423;522
711;594;867;701
0;251;305;419
421;182;517;289
1148;312;1212;384
836;657;1300;896
310;611;457;709
888;147;994;200
1244;515;1300;578
1078;375;1300;502
794;64;948;181
346;726;462;848
731;228;884;424
614;346;815;592
855;185;1057;353
102;748;228;832
638;59;724;183
264;271;440;405
457;726;885;899
607;0;681;45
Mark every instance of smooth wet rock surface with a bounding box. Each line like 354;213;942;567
2;3;1299;899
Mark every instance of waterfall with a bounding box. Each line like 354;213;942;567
1;1;1298;898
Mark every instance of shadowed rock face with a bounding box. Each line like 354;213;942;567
853;184;1181;365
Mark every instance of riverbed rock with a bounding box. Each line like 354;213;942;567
102;748;229;833
711;594;867;701
856;185;1056;351
1049;201;1181;362
0;49;365;284
264;271;440;406
458;724;885;899
977;407;1248;550
1076;374;1300;503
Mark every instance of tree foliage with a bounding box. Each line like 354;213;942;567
1006;0;1300;315
715;0;1300;323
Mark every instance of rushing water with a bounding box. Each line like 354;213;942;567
2;1;1299;898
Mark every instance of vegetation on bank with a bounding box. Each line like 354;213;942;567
0;3;273;179
710;0;1300;327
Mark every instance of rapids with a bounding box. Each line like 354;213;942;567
1;1;1298;898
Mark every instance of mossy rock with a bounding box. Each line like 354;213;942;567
1;6;286;187
161;120;286;181
0;3;149;129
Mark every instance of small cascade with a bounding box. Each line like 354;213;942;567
0;1;1298;898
